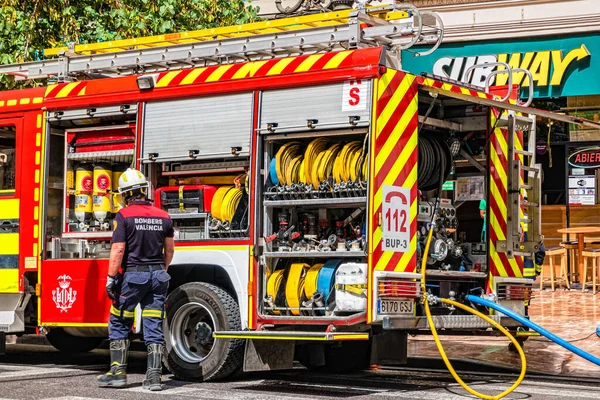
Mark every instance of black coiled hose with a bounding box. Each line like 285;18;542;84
418;134;452;191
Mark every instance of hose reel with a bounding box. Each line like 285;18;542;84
418;134;452;191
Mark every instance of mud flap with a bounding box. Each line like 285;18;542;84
243;339;294;372
370;331;407;365
0;331;5;355
0;293;31;333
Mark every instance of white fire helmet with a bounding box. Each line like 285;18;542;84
118;168;148;200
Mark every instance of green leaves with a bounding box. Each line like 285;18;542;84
0;0;262;89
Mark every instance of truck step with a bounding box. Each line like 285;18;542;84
213;330;369;341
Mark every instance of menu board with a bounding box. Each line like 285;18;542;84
569;175;596;205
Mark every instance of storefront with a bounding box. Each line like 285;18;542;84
402;33;600;248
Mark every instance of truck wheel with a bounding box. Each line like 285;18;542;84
297;340;370;373
46;328;104;354
164;282;244;381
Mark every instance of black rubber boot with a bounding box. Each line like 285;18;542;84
142;343;164;391
97;339;129;388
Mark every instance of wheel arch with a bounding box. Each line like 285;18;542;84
168;247;250;329
168;263;238;302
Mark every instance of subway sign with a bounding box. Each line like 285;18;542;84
569;147;600;168
433;45;590;88
401;34;600;98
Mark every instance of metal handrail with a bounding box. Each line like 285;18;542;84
511;68;534;107
414;10;445;57
464;62;512;103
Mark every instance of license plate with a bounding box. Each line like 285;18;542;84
377;299;414;315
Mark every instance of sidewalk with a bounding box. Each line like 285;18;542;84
408;289;600;377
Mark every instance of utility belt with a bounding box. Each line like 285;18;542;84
125;264;165;273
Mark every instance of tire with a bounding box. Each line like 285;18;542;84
508;338;526;354
330;0;354;11
164;282;244;381
46;328;104;354
297;340;371;373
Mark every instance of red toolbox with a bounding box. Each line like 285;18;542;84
155;185;218;214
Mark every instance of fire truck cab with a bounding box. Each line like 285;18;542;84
0;4;597;380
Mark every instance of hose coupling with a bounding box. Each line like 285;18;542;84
264;295;274;308
426;293;440;305
481;293;498;303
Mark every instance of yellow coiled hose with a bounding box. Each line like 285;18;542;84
286;263;310;316
304;263;324;298
276;142;302;186
220;187;243;223
273;139;368;188
421;224;526;400
267;269;284;315
211;186;233;221
333;141;362;183
304;138;328;186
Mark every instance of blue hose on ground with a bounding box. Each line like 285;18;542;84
466;294;600;366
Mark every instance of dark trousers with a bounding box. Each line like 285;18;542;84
108;269;170;344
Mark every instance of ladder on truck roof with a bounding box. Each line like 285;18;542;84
0;4;443;82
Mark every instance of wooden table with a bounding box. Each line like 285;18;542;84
557;227;600;283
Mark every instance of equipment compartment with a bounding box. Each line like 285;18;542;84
141;92;254;241
43;106;138;260
259;126;369;318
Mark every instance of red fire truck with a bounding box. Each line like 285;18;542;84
0;5;595;381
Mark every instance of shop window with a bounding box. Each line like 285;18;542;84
0;125;16;193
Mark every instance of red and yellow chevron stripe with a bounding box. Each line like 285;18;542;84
45;82;88;99
487;109;524;293
153;50;358;87
369;70;419;274
418;77;500;101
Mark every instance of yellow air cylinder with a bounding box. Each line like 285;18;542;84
93;194;112;223
111;193;123;214
112;164;127;192
74;194;92;224
93;163;112;194
75;164;93;195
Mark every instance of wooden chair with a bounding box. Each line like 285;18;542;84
585;237;600;250
582;248;600;294
561;236;579;283
540;246;570;291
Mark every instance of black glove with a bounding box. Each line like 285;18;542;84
535;243;546;266
106;274;119;301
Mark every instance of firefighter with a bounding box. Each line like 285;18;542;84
97;168;174;391
522;192;545;280
524;242;546;280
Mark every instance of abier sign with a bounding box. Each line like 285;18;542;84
569;147;600;168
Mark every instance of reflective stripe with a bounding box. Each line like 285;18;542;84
0;269;19;293
523;267;536;278
110;306;134;318
335;283;367;296
0;233;19;255
141;309;163;318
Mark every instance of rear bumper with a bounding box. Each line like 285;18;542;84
381;314;524;330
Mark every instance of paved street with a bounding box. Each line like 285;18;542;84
1;342;599;400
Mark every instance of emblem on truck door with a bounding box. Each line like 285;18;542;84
52;275;77;313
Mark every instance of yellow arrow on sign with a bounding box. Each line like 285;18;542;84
550;44;591;85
